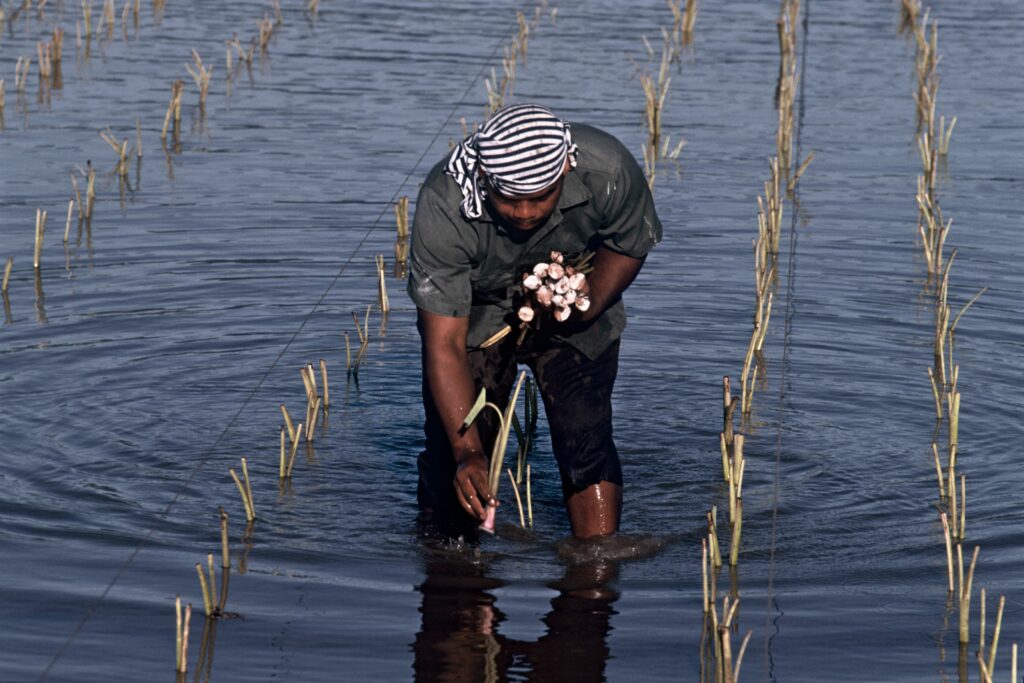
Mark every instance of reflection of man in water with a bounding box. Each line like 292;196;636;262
409;104;662;537
412;555;618;681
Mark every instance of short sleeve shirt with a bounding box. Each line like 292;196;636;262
407;123;662;359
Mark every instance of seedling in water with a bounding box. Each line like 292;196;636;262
33;209;47;270
186;50;213;109
229;458;255;522
175;596;192;673
461;371;528;533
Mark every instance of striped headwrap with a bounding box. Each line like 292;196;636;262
446;104;578;220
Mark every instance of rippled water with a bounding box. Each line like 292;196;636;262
2;1;1023;681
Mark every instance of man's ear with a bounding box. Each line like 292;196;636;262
562;158;571;176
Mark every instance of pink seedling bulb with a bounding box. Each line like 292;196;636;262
479;504;497;533
552;294;566;308
575;295;591;312
522;273;541;290
536;286;553;306
554;305;572;322
564;290;577;305
547;263;565;280
533;262;550;278
518;305;535;322
568;272;586;291
549;250;565;265
553;277;570;295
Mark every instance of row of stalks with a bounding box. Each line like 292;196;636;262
637;0;696;188
738;0;811;415
899;4;1012;681
699;3;812;678
3;1;299;321
471;1;555;128
177;307;392;676
3;159;98;324
3;4;388;675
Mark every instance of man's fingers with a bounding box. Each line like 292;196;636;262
458;480;486;520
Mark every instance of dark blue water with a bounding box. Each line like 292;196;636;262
1;1;1023;680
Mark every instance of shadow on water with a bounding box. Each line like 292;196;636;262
412;531;673;682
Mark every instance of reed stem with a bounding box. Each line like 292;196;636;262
344;332;352;373
376;254;389;312
279;426;286;479
959;473;965;541
701;538;709;613
186;49;213;108
526;462;533;528
63;200;74;243
980;587;987;654
180;602;191;672
280;404;296;443
729;499;742;567
2;257;12;294
196;562;212;616
34;208;47;270
506;467;525;528
175;595;183;671
959;545;980;644
286;425;302;477
229;464;255;522
932;442;945;498
987;594;1004;676
320;359;329;408
219;507;229;569
206;553;218;611
305;396;321;441
940;512;954;593
707;508;722;568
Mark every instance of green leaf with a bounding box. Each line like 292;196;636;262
511;412;524;444
462;388;487;428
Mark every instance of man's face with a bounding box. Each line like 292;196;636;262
484;166;567;232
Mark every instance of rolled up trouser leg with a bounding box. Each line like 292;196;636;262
527;338;621;500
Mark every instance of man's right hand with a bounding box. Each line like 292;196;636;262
454;451;494;521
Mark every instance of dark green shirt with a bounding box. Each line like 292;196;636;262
407;123;662;359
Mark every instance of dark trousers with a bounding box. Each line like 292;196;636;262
418;326;622;524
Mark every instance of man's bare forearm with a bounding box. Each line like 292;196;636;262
420;310;484;462
419;308;494;518
579;247;646;322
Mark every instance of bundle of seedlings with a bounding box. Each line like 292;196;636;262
516;250;594;338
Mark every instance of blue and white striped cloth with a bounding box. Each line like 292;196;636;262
446;104;578;220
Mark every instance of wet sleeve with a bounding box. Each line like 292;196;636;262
407;184;475;318
595;142;663;258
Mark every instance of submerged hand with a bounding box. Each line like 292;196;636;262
454;452;495;521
